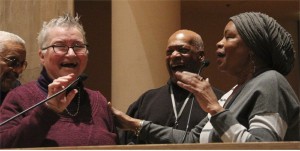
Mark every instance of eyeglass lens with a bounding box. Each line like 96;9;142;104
58;46;87;54
1;56;25;68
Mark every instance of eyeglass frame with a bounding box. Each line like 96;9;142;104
0;55;27;69
41;44;89;55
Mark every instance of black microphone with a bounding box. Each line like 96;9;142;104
77;74;88;82
0;74;88;126
197;60;210;75
66;74;88;93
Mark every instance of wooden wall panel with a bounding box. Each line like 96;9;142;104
111;0;180;112
0;0;74;84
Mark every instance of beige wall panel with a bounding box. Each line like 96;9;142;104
112;0;180;112
0;0;73;84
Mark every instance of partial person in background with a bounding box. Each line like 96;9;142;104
120;29;224;144
0;14;118;148
110;12;300;143
0;31;27;105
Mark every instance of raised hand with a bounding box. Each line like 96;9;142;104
45;74;78;113
175;71;224;115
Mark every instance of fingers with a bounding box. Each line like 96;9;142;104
176;80;196;93
45;101;63;113
65;89;78;103
107;102;122;116
45;89;78;113
107;101;112;108
45;74;77;113
175;72;223;115
175;71;206;88
107;102;115;110
176;71;204;81
48;74;76;94
107;102;139;131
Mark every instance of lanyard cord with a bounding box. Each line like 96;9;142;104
170;85;192;127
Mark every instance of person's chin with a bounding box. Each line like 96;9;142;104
3;77;16;83
1;80;15;92
216;57;224;65
61;68;80;74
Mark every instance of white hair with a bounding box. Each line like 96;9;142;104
0;31;25;52
37;13;86;49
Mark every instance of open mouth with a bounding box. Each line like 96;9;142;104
217;52;226;58
170;64;185;72
60;62;78;68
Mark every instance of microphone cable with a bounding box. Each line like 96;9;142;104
179;60;209;143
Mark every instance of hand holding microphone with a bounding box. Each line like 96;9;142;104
197;60;210;75
45;74;78;113
175;60;223;115
0;74;88;126
175;60;210;86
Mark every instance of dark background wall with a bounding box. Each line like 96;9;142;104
74;0;299;103
75;0;112;100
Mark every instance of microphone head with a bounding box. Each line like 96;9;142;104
66;74;88;94
78;74;88;82
197;60;210;75
202;60;210;67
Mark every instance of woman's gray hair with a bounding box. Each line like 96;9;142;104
37;13;87;49
0;31;25;52
230;12;295;75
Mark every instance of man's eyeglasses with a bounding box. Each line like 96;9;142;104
0;55;27;69
42;44;89;55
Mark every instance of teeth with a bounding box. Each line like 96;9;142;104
171;63;184;67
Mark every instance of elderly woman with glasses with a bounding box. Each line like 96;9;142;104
0;14;118;148
0;31;27;105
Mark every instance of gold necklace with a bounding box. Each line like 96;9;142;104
65;87;80;117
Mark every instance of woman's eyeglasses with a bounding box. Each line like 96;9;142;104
42;44;88;55
0;55;27;69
